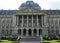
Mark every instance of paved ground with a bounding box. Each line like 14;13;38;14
19;37;41;43
20;41;40;43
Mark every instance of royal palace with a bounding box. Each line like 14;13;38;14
0;0;60;38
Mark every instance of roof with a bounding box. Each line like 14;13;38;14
0;10;16;15
20;1;40;7
0;10;60;15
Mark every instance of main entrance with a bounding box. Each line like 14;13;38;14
18;29;42;37
28;29;32;36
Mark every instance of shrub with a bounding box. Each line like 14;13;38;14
0;36;18;41
43;35;53;40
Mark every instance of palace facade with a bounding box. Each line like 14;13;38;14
0;0;60;37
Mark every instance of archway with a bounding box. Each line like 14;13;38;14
39;29;42;36
28;29;32;36
34;29;37;36
18;29;21;35
23;29;26;36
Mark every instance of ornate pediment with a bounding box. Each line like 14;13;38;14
16;7;42;13
15;7;45;15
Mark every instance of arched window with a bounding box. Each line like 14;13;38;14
28;29;32;36
39;29;42;35
10;29;12;35
34;29;37;36
18;29;21;35
23;29;26;36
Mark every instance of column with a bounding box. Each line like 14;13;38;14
27;16;28;27
37;15;38;27
41;16;43;27
37;29;39;36
16;16;18;26
32;16;33;27
32;30;34;36
26;30;28;36
22;16;23;27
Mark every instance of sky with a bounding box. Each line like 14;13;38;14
0;0;60;10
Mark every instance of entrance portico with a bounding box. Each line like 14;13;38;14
18;28;42;37
16;14;44;37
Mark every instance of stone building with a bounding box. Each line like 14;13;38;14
0;0;60;38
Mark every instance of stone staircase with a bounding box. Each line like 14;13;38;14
21;38;40;41
18;36;41;42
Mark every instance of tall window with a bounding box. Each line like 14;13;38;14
23;29;26;36
48;29;50;35
18;29;21;35
34;29;37;36
56;29;59;35
2;29;4;35
28;16;32;27
6;30;8;35
33;16;37;27
59;20;60;26
39;29;42;35
23;16;27;27
38;16;41;26
10;30;12;35
28;29;32;36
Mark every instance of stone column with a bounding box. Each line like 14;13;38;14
41;16;43;27
26;30;28;36
27;16;28;27
17;16;18;26
37;29;39;36
22;16;23;27
37;15;38;27
44;15;47;27
32;16;33;27
32;29;34;36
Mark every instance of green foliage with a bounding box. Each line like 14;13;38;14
0;36;18;41
43;35;52;40
43;35;60;40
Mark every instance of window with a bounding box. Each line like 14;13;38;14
28;20;32;27
18;29;21;35
48;29;50;35
39;29;42;35
59;20;60;26
2;29;4;34
56;29;59;35
10;30;12;35
52;29;54;33
23;29;26;36
23;20;27;27
6;30;8;35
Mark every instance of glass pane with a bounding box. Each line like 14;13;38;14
23;20;27;27
28;20;32;27
33;19;37;27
